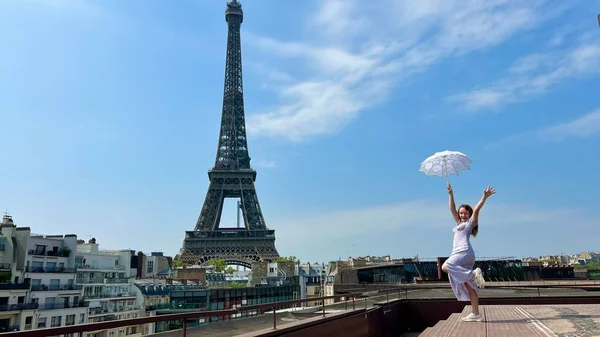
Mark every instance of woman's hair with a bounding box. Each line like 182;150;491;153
458;204;478;237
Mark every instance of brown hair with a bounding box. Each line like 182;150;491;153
458;204;478;237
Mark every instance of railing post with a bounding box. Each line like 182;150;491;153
537;287;541;297
352;297;355;310
273;306;277;330
322;297;325;317
182;319;187;337
386;290;389;303
405;288;408;299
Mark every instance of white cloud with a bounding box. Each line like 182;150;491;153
254;159;277;169
537;109;600;142
486;108;600;148
246;0;556;142
449;36;600;111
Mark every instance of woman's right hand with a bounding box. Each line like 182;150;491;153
447;183;453;195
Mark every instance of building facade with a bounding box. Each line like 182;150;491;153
75;239;143;337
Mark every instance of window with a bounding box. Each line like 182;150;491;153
66;314;75;326
34;245;46;255
37;317;46;328
46;262;57;272
147;261;154;273
50;316;61;327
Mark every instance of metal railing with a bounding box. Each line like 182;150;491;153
31;284;82;291
0;303;38;312
2;282;599;336
0;263;11;270
39;302;88;310
89;305;142;316
83;292;137;300
27;250;70;257
0;283;30;290
25;267;76;273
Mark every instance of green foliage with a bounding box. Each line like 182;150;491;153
59;246;71;257
225;267;236;274
273;256;299;263
229;282;246;288
207;259;227;272
172;260;192;268
575;261;600;270
0;272;11;283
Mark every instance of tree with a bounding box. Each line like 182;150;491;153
273;256;299;263
172;260;192;268
207;259;227;272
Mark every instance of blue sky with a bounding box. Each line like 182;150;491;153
1;0;599;263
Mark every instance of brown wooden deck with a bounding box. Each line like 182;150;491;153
418;304;580;337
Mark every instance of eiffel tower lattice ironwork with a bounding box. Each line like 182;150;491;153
177;0;280;268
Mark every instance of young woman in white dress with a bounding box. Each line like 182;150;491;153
442;183;495;322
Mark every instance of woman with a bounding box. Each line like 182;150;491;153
442;183;495;322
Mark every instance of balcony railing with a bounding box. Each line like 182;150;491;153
25;266;76;273
89;305;142;316
31;284;83;291
148;302;208;311
105;278;129;284
76;265;126;271
39;302;88;310
83;292;137;300
0;263;11;270
0;303;38;311
0;244;5;251
28;249;69;257
77;278;130;284
0;283;30;290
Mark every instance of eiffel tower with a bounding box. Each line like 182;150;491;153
177;0;280;268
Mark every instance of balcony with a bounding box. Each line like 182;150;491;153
39;302;88;310
0;303;38;311
28;249;70;257
0;263;11;270
105;278;129;284
148;303;207;311
76;265;126;271
0;283;30;290
77;278;130;284
0;244;5;251
25;266;76;273
84;292;137;300
31;284;83;291
89;305;142;316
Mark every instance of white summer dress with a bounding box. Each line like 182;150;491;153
445;218;478;301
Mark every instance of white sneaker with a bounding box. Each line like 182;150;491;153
473;268;486;289
462;312;483;322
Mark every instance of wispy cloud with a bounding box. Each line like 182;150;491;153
254;159;277;169
449;34;600;111
246;0;557;142
487;108;600;148
538;108;600;142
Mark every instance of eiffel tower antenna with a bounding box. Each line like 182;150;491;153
177;0;280;268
